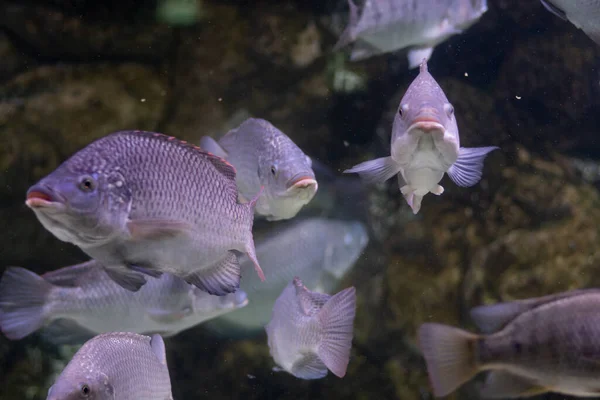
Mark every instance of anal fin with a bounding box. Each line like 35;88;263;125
184;251;241;296
480;371;549;399
103;266;147;292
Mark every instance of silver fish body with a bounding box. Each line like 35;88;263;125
47;332;172;400
25;130;264;295
208;218;368;335
200;118;318;221
418;289;600;398
0;262;248;342
541;0;600;45
265;277;357;380
335;0;488;68
344;60;497;214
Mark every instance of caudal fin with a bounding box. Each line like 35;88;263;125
417;323;480;397
0;267;54;340
244;186;265;282
317;286;357;378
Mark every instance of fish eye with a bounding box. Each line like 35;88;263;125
80;383;91;396
445;103;454;117
270;165;277;176
78;176;96;192
398;104;408;118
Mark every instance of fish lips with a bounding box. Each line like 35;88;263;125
286;176;318;197
25;185;65;211
407;118;445;135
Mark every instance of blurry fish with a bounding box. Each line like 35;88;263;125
418;288;600;398
206;217;368;336
47;332;172;400
0;261;248;342
265;277;357;379
200;118;318;221
334;0;488;68
344;60;497;214
540;0;600;45
25;130;264;295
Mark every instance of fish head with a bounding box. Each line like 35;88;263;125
392;60;459;151
26;151;131;248
191;288;249;318
46;370;114;400
257;137;318;220
322;220;369;281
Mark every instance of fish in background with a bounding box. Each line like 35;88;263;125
334;0;488;68
25;130;265;296
46;332;173;400
265;277;357;379
344;59;497;214
204;217;368;337
540;0;600;45
0;261;248;343
200;118;318;221
418;289;600;398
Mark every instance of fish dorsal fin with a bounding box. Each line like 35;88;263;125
41;260;100;287
123;130;237;181
150;334;168;366
293;277;331;317
470;289;600;333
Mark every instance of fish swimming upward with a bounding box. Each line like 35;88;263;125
344;59;497;214
265;277;357;380
540;0;600;46
334;0;488;68
0;261;248;343
25;130;265;295
47;332;173;400
200;118;318;221
418;289;600;398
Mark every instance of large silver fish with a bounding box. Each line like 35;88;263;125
265;277;357;380
200;118;318;221
47;332;172;400
0;261;248;342
334;0;488;68
540;0;600;45
344;60;497;214
418;289;600;398
25;130;265;295
207;218;368;336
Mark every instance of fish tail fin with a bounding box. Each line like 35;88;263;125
244;186;265;282
343;156;400;184
417;323;480;397
0;267;54;340
317;286;357;378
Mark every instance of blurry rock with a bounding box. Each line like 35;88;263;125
0;63;168;271
0;2;173;61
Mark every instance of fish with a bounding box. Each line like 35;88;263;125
418;288;600;398
25;130;265;295
540;0;600;45
265;277;357;380
46;332;173;400
199;118;318;221
205;217;368;337
334;0;488;68
344;59;498;214
0;261;248;343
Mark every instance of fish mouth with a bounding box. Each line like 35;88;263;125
286;176;318;192
408;117;445;133
25;186;64;210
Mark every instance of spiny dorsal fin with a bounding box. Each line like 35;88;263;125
293;277;332;317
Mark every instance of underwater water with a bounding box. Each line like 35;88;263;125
1;0;600;399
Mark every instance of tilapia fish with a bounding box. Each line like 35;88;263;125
266;277;357;380
335;0;488;68
200;118;318;221
25;130;265;295
344;59;497;214
208;217;368;336
47;332;172;400
0;261;248;342
418;289;600;398
540;0;600;45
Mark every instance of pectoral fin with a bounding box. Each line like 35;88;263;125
290;353;329;380
103;267;147;292
184;251;241;296
447;146;498;187
480;371;549;398
344;156;400;185
126;219;195;241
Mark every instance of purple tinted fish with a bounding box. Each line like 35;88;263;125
541;0;600;45
25;130;265;296
265;276;356;379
